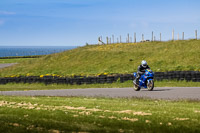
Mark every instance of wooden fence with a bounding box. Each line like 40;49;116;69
97;30;199;44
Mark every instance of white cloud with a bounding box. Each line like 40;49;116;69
0;11;16;15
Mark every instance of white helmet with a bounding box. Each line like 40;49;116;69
141;60;147;68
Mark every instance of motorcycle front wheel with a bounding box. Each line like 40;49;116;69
133;83;140;91
147;80;154;91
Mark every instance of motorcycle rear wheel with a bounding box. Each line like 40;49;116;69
147;80;154;91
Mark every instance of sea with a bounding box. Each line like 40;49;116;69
0;46;77;57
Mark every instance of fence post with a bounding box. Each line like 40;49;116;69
182;32;184;40
110;37;111;44
120;35;122;43
160;33;161;41
130;37;132;43
127;33;129;43
117;38;119;43
172;29;174;41
106;37;109;44
154;36;156;41
134;33;136;43
112;35;114;43
152;31;154;41
142;34;144;42
98;37;101;45
195;30;197;40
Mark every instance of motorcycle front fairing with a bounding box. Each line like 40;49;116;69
133;69;154;88
139;74;148;88
139;70;154;88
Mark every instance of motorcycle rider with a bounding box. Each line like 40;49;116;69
133;60;150;85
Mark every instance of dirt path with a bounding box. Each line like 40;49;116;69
0;63;17;69
1;87;200;100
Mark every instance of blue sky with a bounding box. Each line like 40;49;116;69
0;0;200;46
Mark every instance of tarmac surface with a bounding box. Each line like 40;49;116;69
1;87;200;100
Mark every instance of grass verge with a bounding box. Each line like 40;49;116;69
0;58;36;64
0;96;200;132
0;80;199;91
0;40;200;77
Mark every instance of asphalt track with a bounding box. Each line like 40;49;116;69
1;87;200;100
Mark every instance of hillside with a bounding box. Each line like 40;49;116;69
0;40;200;77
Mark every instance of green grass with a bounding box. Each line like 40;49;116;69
0;40;200;77
0;58;36;64
0;96;200;132
0;80;199;91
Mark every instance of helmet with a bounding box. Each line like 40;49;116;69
141;60;147;68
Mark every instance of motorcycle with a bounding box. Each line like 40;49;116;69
133;69;154;91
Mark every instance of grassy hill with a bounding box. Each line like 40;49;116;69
0;40;200;77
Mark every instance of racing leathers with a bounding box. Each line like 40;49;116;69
134;65;150;85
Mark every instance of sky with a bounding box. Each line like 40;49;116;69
0;0;200;46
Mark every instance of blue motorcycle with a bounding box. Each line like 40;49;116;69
133;69;154;91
